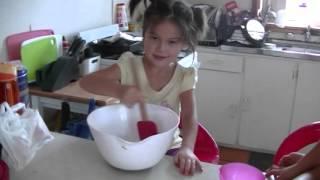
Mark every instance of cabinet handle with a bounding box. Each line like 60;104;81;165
292;70;295;79
229;104;237;119
292;65;299;80
240;97;250;112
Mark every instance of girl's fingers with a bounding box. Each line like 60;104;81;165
179;158;186;174
191;159;196;174
195;160;203;172
183;159;192;175
174;154;179;167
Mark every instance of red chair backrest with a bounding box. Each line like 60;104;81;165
273;121;320;165
194;123;220;164
0;145;9;180
0;160;9;180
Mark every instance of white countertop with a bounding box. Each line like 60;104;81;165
11;133;220;180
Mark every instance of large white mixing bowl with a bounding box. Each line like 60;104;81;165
87;103;179;170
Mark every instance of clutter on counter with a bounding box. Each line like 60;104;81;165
0;62;29;106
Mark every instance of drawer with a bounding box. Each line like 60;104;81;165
198;52;244;73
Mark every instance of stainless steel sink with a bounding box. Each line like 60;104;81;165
220;42;320;61
262;46;320;61
278;47;320;55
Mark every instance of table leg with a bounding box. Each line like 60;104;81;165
31;95;44;116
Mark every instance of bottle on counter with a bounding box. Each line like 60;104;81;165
116;3;129;31
16;65;30;106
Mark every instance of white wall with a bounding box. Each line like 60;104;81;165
0;0;113;62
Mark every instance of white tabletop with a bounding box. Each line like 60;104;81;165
11;133;220;180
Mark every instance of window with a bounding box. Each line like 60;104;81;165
285;0;320;28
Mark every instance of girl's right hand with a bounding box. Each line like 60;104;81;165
119;85;144;106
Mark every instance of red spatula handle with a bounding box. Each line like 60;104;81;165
130;57;158;139
138;100;148;120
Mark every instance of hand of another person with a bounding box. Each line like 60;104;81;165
265;164;300;180
174;147;203;176
119;85;144;107
279;152;304;167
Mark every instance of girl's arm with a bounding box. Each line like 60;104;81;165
80;64;144;105
179;89;198;150
174;89;202;175
79;64;123;97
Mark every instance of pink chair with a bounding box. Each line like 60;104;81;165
273;121;320;165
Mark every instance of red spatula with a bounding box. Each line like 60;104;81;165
130;58;158;140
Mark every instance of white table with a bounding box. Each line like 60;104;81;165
11;133;220;180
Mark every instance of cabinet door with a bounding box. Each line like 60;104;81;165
196;52;243;146
291;62;320;130
239;57;296;152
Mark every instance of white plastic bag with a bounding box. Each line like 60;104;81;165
0;102;54;170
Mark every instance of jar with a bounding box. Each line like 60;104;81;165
0;73;19;105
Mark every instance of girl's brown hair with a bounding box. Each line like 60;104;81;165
142;0;207;53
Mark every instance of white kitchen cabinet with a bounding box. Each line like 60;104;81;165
291;62;320;131
239;56;297;152
196;50;243;146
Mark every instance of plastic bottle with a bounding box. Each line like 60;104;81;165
16;65;29;106
116;3;129;31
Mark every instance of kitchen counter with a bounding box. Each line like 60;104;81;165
29;81;119;116
11;133;221;180
30;81;118;106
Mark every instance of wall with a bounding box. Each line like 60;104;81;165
2;0;286;62
0;0;113;62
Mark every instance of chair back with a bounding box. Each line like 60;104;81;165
273;121;320;165
0;145;9;180
194;123;220;164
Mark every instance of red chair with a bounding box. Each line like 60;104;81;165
273;121;320;165
0;145;9;180
194;123;220;164
175;119;219;164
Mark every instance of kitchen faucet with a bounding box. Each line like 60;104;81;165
305;25;311;42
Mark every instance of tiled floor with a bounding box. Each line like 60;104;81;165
219;146;274;171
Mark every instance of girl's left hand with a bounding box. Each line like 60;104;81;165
174;147;203;176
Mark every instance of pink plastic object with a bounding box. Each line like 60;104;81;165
194;123;220;163
0;160;9;180
273;121;320;165
6;29;54;60
220;162;265;180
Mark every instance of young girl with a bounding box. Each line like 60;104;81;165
80;0;206;176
